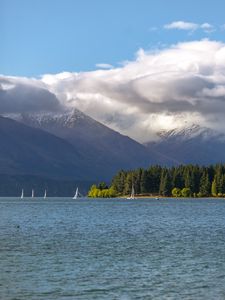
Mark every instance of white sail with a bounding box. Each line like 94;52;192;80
44;190;47;199
73;187;79;199
21;189;24;199
31;189;34;198
127;184;135;199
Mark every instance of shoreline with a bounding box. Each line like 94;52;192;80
118;195;225;199
0;196;225;200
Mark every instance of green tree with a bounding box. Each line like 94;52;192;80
98;182;108;190
220;175;225;194
88;185;98;197
211;179;217;196
184;168;195;194
88;184;117;198
199;171;211;197
110;163;225;198
159;169;171;196
108;186;117;197
124;173;133;195
149;165;162;193
111;170;126;194
214;164;223;194
172;169;184;189
172;187;181;197
140;169;149;194
181;187;191;197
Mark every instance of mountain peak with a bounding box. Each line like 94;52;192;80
157;124;221;141
3;109;156;178
146;124;225;165
4;108;95;129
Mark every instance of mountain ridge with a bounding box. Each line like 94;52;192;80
6;109;162;176
146;124;225;165
0;115;98;180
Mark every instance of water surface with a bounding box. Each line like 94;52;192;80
0;198;225;299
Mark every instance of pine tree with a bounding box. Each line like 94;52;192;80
159;170;171;196
199;171;211;197
111;170;126;194
211;179;217;196
172;170;184;189
214;164;223;194
98;182;108;190
140;169;149;194
149;165;162;193
221;175;225;195
110;163;225;198
124;173;133;195
184;168;195;194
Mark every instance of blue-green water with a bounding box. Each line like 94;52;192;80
0;198;225;299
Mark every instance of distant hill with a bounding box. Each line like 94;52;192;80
5;110;224;189
3;110;225;189
0;115;97;180
145;125;225;165
8;109;160;178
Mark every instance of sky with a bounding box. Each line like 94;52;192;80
1;0;225;76
1;0;225;142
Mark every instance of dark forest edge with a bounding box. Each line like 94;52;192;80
88;164;225;198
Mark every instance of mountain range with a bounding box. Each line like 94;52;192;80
146;125;225;165
0;115;92;179
1;110;225;189
0;110;156;182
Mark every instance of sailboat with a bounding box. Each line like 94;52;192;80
127;184;136;199
31;189;34;198
73;187;79;199
21;189;24;199
44;190;47;199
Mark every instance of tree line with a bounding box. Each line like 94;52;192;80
110;164;225;197
88;182;117;198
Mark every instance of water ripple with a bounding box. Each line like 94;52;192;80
0;198;225;299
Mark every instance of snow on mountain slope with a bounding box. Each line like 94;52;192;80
6;109;162;178
157;124;224;141
146;124;225;165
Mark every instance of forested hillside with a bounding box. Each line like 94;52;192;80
111;164;225;197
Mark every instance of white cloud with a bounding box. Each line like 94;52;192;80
200;23;215;33
0;75;61;113
164;21;215;33
40;40;225;142
1;40;225;142
95;63;113;69
164;21;198;31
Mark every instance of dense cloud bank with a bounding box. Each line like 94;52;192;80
0;76;61;113
1;40;225;142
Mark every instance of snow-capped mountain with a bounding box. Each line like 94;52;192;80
3;106;225;183
5;109;89;129
5;109;159;179
146;124;225;165
157;124;224;141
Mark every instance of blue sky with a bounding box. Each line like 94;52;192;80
1;0;225;76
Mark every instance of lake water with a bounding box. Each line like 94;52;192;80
0;198;225;299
